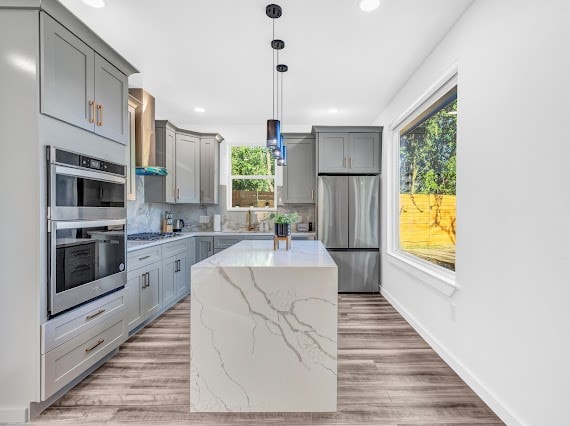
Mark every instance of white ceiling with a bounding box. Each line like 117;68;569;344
60;0;472;130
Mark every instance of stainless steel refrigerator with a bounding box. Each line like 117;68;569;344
318;176;379;292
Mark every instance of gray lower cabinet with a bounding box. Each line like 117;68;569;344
316;128;382;174
125;261;162;333
195;237;214;262
162;253;187;306
40;12;128;145
214;236;242;249
187;238;195;294
283;134;316;203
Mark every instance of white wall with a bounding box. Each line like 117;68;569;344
377;1;570;425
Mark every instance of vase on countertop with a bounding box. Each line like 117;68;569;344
274;223;291;237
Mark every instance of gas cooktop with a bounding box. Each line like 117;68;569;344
127;232;181;241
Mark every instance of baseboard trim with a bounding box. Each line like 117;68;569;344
380;287;521;426
0;407;28;424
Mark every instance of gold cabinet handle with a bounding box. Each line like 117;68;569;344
349;157;352;168
177;188;181;200
96;104;103;126
85;339;105;353
311;189;314;200
88;100;95;123
86;309;106;320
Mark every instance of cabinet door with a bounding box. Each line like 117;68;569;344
175;256;188;297
284;136;316;203
187;238;195;294
162;256;176;307
125;273;143;332
94;54;129;144
175;134;200;203
318;132;349;173
195;237;213;262
347;133;381;173
142;264;162;320
200;137;219;204
165;128;176;203
40;13;95;132
126;104;137;201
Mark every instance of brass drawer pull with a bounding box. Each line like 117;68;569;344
86;309;106;320
88;100;95;123
85;339;105;353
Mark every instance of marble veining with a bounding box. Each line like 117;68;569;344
191;240;337;412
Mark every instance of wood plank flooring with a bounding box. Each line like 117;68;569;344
33;295;503;425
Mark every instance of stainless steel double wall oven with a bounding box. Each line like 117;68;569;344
47;146;127;316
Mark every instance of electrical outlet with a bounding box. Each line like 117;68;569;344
199;215;210;224
450;303;456;321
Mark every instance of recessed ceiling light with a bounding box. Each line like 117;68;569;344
194;107;205;113
328;108;339;113
358;0;380;12
81;0;105;8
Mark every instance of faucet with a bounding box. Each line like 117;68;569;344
247;207;256;231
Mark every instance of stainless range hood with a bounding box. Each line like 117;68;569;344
129;88;167;176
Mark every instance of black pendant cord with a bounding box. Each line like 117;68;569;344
281;69;284;126
276;49;280;121
272;19;275;120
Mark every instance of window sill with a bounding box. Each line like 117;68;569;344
386;250;459;297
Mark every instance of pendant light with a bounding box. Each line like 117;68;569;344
266;4;282;148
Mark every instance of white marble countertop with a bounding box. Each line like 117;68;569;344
126;231;316;252
193;240;336;268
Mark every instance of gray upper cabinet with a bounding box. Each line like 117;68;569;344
165;128;176;203
40;12;94;133
40;12;128;145
200;136;220;204
175;133;201;203
316;127;382;174
318;133;348;173
347;133;381;173
283;134;316;203
93;54;128;144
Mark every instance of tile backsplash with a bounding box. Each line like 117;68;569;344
127;176;315;234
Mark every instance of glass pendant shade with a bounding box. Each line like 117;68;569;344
272;134;283;159
266;119;280;148
277;145;287;166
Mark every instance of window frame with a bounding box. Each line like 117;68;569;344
227;145;278;212
386;66;459;296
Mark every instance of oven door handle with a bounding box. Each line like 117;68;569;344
54;164;126;184
53;219;126;231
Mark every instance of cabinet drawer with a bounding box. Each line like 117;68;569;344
42;289;126;354
214;236;242;249
162;239;188;258
127;245;162;271
41;312;126;400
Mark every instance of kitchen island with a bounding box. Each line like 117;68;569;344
190;240;338;412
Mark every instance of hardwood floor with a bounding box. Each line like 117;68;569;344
33;295;503;425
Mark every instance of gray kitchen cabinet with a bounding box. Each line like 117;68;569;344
165;128;176;203
127;96;140;201
163;253;187;307
195;237;214;262
175;133;201;203
125;272;143;332
315;127;382;174
283;134;316;203
175;256;188;298
40;12;129;145
187;238;195;294
40;12;94;133
93;53;129;144
214;236;242;249
200;136;221;204
347;133;381;173
242;235;273;240
126;261;162;332
317;132;348;173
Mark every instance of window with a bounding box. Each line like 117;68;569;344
398;86;457;271
230;146;276;210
